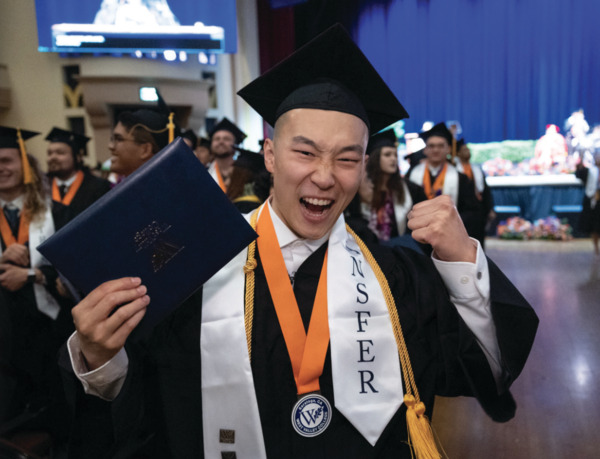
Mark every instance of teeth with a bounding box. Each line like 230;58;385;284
304;197;332;206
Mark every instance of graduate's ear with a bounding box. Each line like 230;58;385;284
139;142;154;161
263;138;275;173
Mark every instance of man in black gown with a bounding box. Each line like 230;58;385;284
45;127;111;229
59;25;538;458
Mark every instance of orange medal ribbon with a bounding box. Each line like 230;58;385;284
0;209;29;246
214;162;227;192
256;205;330;395
422;162;448;200
52;170;85;206
462;162;473;180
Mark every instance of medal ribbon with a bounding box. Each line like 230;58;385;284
423;162;448;200
256;204;329;395
214;162;227;192
0;209;29;246
52;170;85;205
462;162;473;180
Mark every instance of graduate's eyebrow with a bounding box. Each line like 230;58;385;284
291;135;364;155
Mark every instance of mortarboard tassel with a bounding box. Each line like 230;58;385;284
17;128;34;184
167;113;175;143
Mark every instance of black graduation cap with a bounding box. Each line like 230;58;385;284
45;127;90;153
0;126;39;149
0;126;39;184
419;122;453;145
181;128;198;147
233;146;266;174
366;128;397;154
455;138;466;150
209;118;246;145
404;148;426;168
119;109;178;150
198;137;211;148
237;23;409;134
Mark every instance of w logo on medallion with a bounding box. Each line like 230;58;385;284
291;394;332;437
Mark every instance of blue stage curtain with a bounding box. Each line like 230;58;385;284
353;0;600;142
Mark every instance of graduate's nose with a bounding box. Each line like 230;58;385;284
311;160;335;189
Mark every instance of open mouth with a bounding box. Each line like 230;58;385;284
300;197;334;215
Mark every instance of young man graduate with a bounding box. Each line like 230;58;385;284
60;25;538;458
206;117;247;192
46;127;111;228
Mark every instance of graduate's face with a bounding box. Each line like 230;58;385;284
424;136;450;167
47;142;77;178
108;122;152;176
379;146;398;175
0;148;24;197
210;130;236;158
457;145;471;162
265;109;368;240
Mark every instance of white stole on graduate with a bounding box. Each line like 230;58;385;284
456;161;486;194
200;207;403;455
392;181;413;236
0;203;61;319
207;161;219;185
409;162;460;204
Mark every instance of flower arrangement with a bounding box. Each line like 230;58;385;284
496;216;573;241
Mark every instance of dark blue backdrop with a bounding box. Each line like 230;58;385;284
353;0;600;142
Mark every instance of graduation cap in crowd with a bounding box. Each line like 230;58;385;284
419;122;453;145
366;128;397;154
209;118;247;145
237;23;409;135
198;137;210;148
119;108;179;151
45;127;90;156
404;148;426;169
0;126;40;184
180;128;198;148
233;146;266;174
455;138;466;151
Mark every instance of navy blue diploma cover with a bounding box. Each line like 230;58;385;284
38;138;257;335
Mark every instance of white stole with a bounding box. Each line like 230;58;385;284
0;203;61;319
200;208;403;457
207;161;219;185
456;161;486;194
392;181;413;236
409;162;460;204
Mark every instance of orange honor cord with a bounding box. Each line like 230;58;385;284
214;162;227;193
422;162;448;200
256;205;330;395
0;210;29;246
52;171;85;205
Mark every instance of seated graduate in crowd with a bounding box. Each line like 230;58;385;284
406;122;481;240
45;128;111;229
181;129;212;167
575;153;600;255
0;127;74;450
59;25;538;459
227;146;271;213
206;118;246;192
453;138;495;249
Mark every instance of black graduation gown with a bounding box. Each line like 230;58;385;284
575;166;600;234
59;241;538;459
52;173;111;229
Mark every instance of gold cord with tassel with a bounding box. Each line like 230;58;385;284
16;128;34;185
242;209;442;458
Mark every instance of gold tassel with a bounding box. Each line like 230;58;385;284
167;113;175;143
16;128;33;184
404;395;441;459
